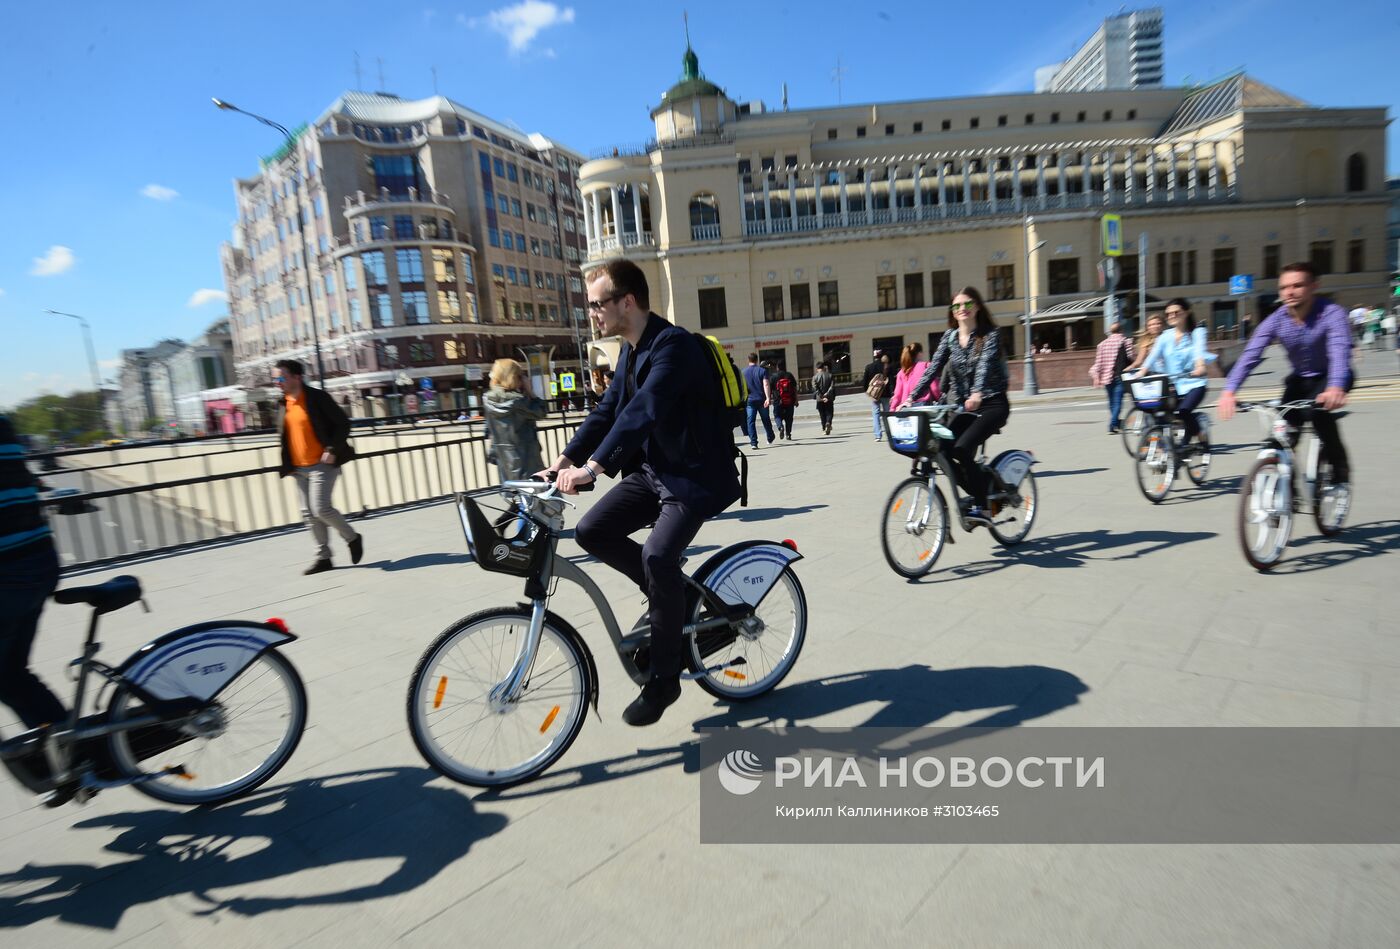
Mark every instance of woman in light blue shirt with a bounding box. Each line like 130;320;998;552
1139;298;1209;445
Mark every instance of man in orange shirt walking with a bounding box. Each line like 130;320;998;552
275;360;363;574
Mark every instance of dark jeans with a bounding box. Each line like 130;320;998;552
1105;380;1124;431
1175;386;1207;443
574;466;707;681
744;402;774;448
1282;373;1351;483
776;405;795;437
948;394;1011;507
0;543;65;730
815;397;834;431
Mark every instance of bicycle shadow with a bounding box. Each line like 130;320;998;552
1265;519;1400;575
714;504;828;523
1034;467;1108;478
483;664;1086;801
916;527;1217;583
0;767;506;930
1151;478;1240;505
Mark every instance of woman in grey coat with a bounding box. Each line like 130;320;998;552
483;358;548;482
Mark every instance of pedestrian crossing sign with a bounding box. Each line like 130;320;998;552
1101;214;1123;257
559;372;576;392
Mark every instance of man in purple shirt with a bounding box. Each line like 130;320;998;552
1218;261;1352;485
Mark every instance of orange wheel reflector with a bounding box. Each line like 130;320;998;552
539;705;561;733
433;675;448;709
176;771;196;781
917;548;933;561
723;670;748;681
892;498;904;514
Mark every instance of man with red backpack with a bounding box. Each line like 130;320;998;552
772;364;800;439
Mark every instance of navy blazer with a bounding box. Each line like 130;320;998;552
564;313;741;518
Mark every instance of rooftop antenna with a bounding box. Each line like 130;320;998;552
684;10;691;46
832;56;847;104
377;57;386;91
354;51;362;90
431;65;439;94
782;82;789;111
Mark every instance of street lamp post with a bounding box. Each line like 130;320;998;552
1022;217;1047;396
213;97;327;385
44;309;102;393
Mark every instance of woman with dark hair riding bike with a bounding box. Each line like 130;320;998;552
1135;297;1210;447
903;286;1010;526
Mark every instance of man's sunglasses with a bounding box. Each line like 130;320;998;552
587;292;626;312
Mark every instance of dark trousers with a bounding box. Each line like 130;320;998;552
574;466;706;681
0;543;65;730
744;402;774;447
816;397;834;431
948;394;1010;507
776;405;795;437
1175;386;1207;443
1282;373;1351;482
1105;380;1124;431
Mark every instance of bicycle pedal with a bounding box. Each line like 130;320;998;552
682;657;747;681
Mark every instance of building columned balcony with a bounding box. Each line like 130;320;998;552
343;187;454;216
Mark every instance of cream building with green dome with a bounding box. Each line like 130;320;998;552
579;47;1389;386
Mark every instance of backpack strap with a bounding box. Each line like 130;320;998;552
736;446;748;507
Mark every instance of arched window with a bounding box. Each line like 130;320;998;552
1346;153;1366;192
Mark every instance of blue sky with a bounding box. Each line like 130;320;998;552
1;0;1395;410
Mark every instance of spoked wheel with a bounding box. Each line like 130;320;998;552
1313;459;1349;537
686;570;807;700
988;471;1038;546
1238;458;1294;570
107;650;306;805
1134;425;1175;503
407;608;592;788
880;476;949;578
1185;439;1212;485
1120;407;1146;457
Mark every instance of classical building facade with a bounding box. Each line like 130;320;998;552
221;92;589;415
579;51;1389;381
1036;8;1165;94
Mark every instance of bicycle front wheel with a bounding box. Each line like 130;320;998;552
1238;459;1293;570
1313;458;1349;537
989;471;1038;546
1120;407;1146;457
687;569;807;700
407;608;591;788
107;649;306;805
880;476;949;578
1134;425;1175;503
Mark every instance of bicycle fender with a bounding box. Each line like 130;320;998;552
990;449;1036;489
115;621;296;703
691;540;803;608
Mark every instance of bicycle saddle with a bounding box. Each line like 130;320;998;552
53;575;143;614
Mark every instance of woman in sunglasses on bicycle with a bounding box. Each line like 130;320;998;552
904;286;1010;526
1135;298;1210;446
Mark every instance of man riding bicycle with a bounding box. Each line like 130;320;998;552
1217;261;1352;497
543;259;741;726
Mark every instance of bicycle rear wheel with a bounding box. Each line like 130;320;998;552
107;650;306;805
1120;407;1146;457
1185;440;1212;485
880;476;948;578
407;608;591;788
1313;458;1349;537
988;471;1037;546
1134;425;1175;503
687;569;807;700
1238;458;1293;570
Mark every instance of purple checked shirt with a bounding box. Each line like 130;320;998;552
1224;298;1352;393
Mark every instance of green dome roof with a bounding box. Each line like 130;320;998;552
659;45;724;104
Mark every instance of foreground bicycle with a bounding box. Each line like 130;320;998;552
0;576;306;806
1127;373;1212;503
878;405;1038;579
1236;399;1349;570
407;479;807;787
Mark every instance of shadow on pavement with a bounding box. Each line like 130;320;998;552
484;664;1086;801
919;527;1217;582
1033;467;1108;478
0;767;506;930
714;504;829;523
1266;519;1400;575
375;552;471;571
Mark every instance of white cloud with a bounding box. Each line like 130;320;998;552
187;288;228;308
470;1;575;54
0;288;6;297
141;183;179;201
30;246;75;277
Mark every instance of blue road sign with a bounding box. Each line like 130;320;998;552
420;377;435;390
1229;275;1254;295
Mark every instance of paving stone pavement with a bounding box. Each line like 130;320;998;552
3;358;1399;948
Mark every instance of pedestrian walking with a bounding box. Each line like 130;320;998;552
862;349;891;440
483;358;549;481
741;353;775;448
890;342;936;409
773;364;799;439
812;361;836;434
1088;322;1134;433
274;359;363;575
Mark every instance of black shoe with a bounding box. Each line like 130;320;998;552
348;534;364;565
303;559;333;575
622;676;682;727
43;781;79;808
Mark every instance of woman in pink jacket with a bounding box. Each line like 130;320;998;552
891;341;939;408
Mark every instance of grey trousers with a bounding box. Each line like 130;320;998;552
293;463;356;560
